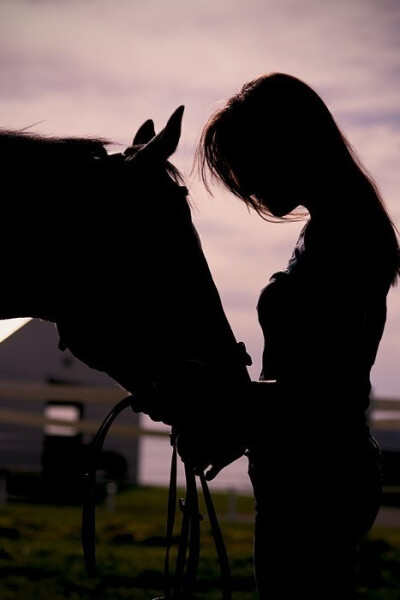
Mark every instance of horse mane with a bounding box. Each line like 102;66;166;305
0;129;186;189
0;129;110;169
164;161;185;186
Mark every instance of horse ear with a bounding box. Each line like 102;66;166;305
133;119;156;145
135;105;184;162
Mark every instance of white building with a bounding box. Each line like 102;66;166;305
0;319;140;495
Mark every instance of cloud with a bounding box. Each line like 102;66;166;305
1;0;399;392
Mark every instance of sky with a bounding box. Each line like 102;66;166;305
1;0;400;396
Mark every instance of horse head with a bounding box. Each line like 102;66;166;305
0;111;251;434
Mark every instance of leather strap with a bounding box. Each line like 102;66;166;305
162;435;178;599
162;436;201;600
199;472;231;600
161;439;231;600
82;396;232;600
82;395;133;577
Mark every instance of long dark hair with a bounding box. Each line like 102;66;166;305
197;72;400;285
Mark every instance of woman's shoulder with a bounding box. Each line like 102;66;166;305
303;212;396;292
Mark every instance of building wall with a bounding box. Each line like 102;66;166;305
0;319;140;485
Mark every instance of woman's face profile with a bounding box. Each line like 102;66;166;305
250;186;301;217
255;192;301;218
240;153;302;217
234;120;304;217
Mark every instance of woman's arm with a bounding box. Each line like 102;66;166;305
177;380;280;480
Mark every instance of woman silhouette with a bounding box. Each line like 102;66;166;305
197;73;400;599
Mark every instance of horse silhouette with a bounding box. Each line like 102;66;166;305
0;107;251;468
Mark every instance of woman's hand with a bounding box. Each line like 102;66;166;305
175;415;248;480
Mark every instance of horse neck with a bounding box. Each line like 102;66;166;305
162;222;250;385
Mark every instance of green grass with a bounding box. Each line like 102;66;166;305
0;486;399;599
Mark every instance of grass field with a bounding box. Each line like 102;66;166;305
0;486;399;599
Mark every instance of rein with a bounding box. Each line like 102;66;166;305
82;395;133;577
81;395;232;599
160;432;231;600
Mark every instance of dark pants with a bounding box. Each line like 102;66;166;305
247;431;382;599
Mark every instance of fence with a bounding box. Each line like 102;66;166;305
0;382;399;497
0;381;169;439
0;381;398;435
